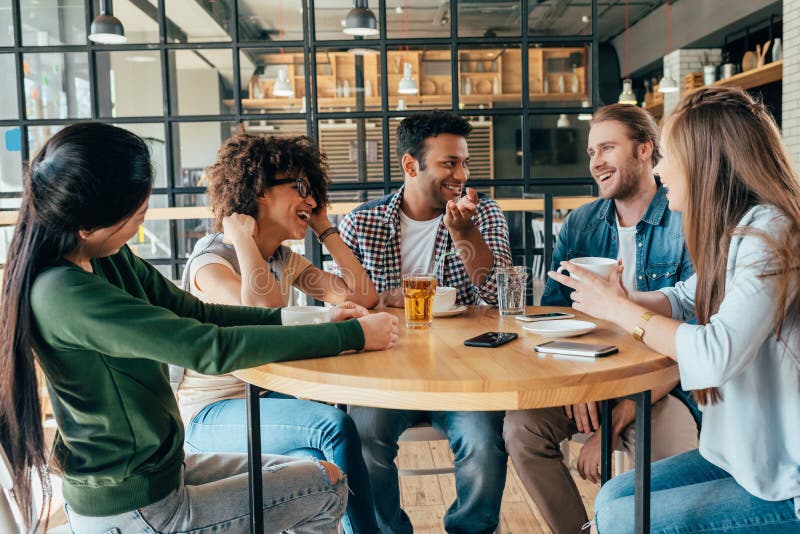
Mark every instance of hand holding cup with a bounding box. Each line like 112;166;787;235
548;260;628;321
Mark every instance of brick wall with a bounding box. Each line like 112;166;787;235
662;48;722;117
784;0;800;164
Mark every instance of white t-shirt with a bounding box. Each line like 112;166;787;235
399;210;443;275
616;212;638;292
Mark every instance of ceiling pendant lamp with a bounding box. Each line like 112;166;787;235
556;114;571;128
397;62;418;95
618;79;637;105
578;99;593;121
271;0;294;98
273;66;295;97
617;0;636;105
659;0;679;93
88;0;127;44
343;0;379;36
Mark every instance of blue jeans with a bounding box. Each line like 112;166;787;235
595;449;800;533
349;407;507;534
66;452;346;533
184;392;377;534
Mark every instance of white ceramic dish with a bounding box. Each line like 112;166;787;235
433;305;468;318
522;319;597;338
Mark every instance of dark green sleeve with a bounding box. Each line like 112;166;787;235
31;267;365;375
127;247;283;327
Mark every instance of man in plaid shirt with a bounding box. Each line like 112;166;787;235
340;110;511;533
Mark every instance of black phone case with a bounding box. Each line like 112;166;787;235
464;332;518;347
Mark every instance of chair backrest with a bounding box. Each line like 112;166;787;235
1;443;22;534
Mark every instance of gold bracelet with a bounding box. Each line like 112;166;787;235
631;311;655;342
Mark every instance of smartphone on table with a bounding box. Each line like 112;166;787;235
464;332;518;348
514;312;575;322
534;340;618;358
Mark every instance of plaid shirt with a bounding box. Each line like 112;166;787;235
338;186;512;306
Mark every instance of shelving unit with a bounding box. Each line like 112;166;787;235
225;47;589;112
645;60;782;120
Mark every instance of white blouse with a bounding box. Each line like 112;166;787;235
660;204;800;518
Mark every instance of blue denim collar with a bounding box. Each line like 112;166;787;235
597;182;669;228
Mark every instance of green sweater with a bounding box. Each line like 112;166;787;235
30;245;365;516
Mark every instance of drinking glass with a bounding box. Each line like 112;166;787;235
497;266;527;316
403;274;437;329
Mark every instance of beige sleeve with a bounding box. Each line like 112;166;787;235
283;249;313;286
188;253;238;299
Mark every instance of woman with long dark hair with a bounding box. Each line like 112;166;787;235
549;86;800;532
0;122;398;533
176;131;379;534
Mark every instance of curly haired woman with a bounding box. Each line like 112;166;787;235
174;130;380;534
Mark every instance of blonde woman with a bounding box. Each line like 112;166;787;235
549;87;800;532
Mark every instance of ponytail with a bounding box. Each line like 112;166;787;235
0;197;56;530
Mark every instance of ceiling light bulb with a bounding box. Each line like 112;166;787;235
618;78;637;105
273;66;294;97
658;72;679;93
578;99;593;121
397;62;418;95
348;47;379;56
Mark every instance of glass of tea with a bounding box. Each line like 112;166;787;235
402;274;437;329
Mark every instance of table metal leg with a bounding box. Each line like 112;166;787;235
634;390;652;533
600;400;612;484
246;383;265;534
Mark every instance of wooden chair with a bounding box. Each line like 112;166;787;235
1;445;16;534
0;443;68;534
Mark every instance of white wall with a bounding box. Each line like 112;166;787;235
783;0;800;164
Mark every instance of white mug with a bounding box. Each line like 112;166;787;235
433;286;458;312
281;306;331;326
556;257;617;281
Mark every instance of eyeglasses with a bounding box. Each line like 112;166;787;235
272;177;311;199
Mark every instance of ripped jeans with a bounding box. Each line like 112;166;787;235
64;452;347;534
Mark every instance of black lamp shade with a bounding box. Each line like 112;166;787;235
89;0;126;44
343;6;378;36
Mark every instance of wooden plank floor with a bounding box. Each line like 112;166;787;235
398;439;600;534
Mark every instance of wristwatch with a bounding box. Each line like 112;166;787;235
316;226;340;244
632;311;655;342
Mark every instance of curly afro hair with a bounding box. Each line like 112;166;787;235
205;129;330;231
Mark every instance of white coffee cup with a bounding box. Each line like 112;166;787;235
433;286;458;312
281;306;331;326
556;257;617;281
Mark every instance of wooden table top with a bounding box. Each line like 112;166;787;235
233;306;677;411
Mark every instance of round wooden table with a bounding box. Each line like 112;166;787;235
234;306;677;411
235;306;672;534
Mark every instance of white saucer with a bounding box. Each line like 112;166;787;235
522;319;597;338
434;305;468;318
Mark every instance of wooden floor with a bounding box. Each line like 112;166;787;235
398;439;600;534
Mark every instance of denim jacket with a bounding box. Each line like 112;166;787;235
542;184;694;307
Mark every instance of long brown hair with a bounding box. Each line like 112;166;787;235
665;87;800;404
0;123;152;529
